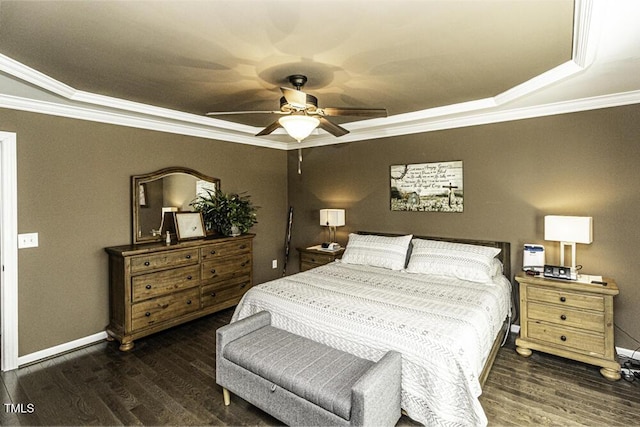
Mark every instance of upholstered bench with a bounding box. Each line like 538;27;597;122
216;311;402;427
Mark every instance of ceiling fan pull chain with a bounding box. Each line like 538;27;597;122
298;148;303;174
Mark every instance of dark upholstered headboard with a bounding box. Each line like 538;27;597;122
356;231;511;280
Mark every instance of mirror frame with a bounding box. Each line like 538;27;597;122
131;167;220;245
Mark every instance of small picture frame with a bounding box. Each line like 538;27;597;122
174;212;206;241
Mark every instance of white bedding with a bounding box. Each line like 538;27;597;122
231;261;511;426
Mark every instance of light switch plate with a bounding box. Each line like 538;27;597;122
18;232;39;249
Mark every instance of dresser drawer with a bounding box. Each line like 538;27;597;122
528;286;604;311
527;321;605;357
527;301;605;333
202;256;252;284
202;276;251;309
130;248;199;274
131;288;200;330
131;265;200;302
201;240;251;261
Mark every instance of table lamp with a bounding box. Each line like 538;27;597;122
319;209;345;248
544;215;592;278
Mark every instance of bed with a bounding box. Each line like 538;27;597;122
231;232;512;426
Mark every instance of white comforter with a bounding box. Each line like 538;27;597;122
232;261;511;426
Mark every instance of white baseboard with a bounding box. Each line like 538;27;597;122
508;324;639;362
17;331;108;367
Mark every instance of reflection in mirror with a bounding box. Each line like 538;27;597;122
132;167;220;244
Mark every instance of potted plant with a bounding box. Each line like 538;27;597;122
190;189;258;237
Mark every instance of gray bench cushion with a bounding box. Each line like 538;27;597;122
223;325;374;421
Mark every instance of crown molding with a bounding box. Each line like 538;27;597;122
1;0;638;151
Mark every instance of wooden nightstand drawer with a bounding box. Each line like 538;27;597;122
301;251;335;265
515;273;620;381
527;321;605;357
527;301;604;333
528;286;604;311
132;264;200;302
297;246;345;271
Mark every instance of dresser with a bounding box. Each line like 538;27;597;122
297;246;345;271
105;234;254;351
515;272;620;380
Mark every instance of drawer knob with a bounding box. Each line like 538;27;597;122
560;314;567;320
186;255;191;259
310;258;316;262
186;300;192;305
187;275;193;280
145;312;151;317
210;292;216;297
210;250;216;255
210;269;216;274
240;283;246;289
144;261;150;266
560;296;566;302
145;284;152;290
560;335;567;341
240;244;247;249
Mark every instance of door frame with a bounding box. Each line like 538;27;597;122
1;131;19;371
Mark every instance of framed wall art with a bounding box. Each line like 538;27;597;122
174;212;206;240
390;160;463;212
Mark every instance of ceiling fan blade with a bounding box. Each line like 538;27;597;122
206;110;280;116
255;119;282;136
280;87;308;109
320;107;387;118
318;117;349;137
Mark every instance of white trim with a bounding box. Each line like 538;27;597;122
2;1;639;152
0;131;19;371
17;331;108;367
617;346;640;361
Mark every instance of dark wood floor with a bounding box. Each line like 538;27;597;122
2;308;639;426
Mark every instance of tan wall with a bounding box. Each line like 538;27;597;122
0;109;288;356
287;104;640;350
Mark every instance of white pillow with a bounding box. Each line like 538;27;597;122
341;233;413;270
406;238;501;283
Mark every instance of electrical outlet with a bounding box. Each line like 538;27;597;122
18;232;39;249
272;259;278;269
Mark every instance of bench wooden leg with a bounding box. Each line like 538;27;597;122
223;388;231;406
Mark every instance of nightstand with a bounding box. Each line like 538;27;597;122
297;246;345;272
515;272;620;381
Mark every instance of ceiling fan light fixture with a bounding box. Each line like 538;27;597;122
278;115;320;142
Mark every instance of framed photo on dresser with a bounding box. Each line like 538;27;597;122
174;212;206;240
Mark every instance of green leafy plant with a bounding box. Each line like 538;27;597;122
190;189;258;236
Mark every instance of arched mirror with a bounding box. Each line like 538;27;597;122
132;167;220;244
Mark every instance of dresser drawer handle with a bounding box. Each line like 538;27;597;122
560;335;567;341
560;296;566;302
310;258;316;262
145;284;152;290
186;300;192;305
241;261;248;267
239;244;247;249
187;275;193;280
210;250;216;255
210;292;216;297
560;314;567;320
210;269;216;274
145;312;151;317
185;254;191;259
144;261;150;266
240;283;247;289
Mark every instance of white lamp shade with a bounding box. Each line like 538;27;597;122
544;215;593;244
320;209;345;227
278;115;320;142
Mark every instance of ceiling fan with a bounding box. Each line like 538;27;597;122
206;74;387;143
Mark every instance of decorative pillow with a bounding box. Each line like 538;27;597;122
406;239;502;283
340;233;413;271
